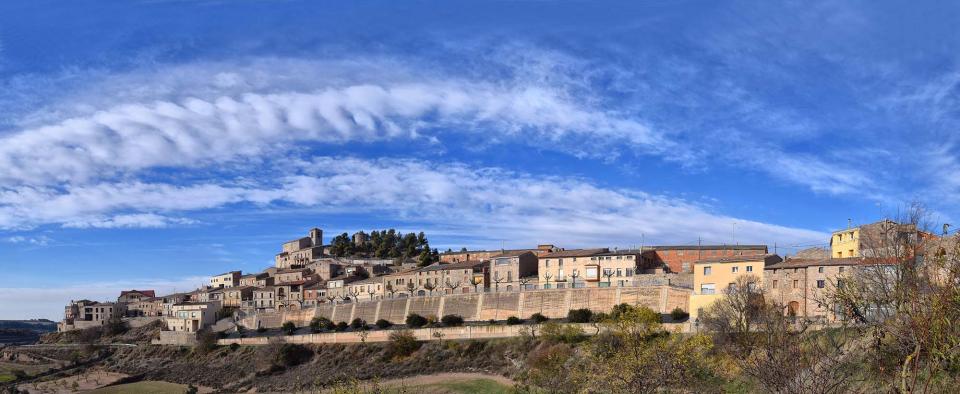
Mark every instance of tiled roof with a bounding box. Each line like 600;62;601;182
440;248;538;256
540;248;609;258
765;257;897;269
120;290;156;297
645;245;767;251
418;260;485;272
693;254;781;265
213;271;241;277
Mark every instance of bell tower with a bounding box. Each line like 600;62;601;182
309;228;323;247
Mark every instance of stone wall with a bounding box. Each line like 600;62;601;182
240;285;691;329
152;331;197;346
220;322;689;346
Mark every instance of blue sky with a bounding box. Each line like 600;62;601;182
1;0;959;319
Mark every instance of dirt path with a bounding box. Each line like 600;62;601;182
376;372;515;387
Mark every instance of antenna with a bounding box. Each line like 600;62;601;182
847;218;852;229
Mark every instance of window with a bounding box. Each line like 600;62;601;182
616;268;622;277
700;283;716;295
772;280;778;288
837;251;843;258
793;280;799;289
603;268;612;277
839;267;845;273
703;266;712;275
558;259;564;267
746;266;753;272
728;282;737;291
545;260;550;268
817;280;826;288
848;249;854;256
626;268;634;276
818;267;824;273
732;266;739;273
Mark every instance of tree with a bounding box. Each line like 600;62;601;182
469;276;483;292
281;321;297;335
444;278;461;294
405;281;418;296
423;281;437;296
699;274;765;341
385;283;397;298
441;314;464;326
519;277;532;291
493;273;506;292
405;313;428;328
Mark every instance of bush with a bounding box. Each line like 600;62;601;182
441;314;465;327
406;313;428;328
269;343;313;368
591;312;610;324
567;308;593;323
281;321;297;335
323;319;337;331
489;319;498;325
229;343;240;351
530;313;549;324
350;318;367;330
541;321;585;343
375;319;393;329
256;326;267;333
335;321;349;331
670;307;690;321
195;330;218;354
506;316;523;325
385;329;421;359
310;317;332;333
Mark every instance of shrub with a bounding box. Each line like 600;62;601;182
591;312;610;324
670;307;690;321
541;321;585;344
103;317;128;336
323;319;337;331
195;330;218;354
489;319;498;325
336;321;349;331
256;326;267;333
441;314;465;327
567;308;593;323
406;313;428;328
310;317;331;333
385;329;421;359
375;319;393;329
350;318;367;330
530;313;549;324
269;343;313;368
281;321;297;336
506;316;523;325
229;343;240;351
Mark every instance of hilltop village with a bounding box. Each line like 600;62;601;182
56;221;932;344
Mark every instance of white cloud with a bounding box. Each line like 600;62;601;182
0;59;665;187
0;156;826;247
0;276;207;320
4;235;51;246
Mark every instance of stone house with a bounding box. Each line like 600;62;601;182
239;273;268;287
275;228;324;269
117;289;156;304
222;286;254;308
689;254;783;320
210;271;241;288
764;257;895;321
439;244;556;263
487;251;538;292
166;302;221;333
538;249;644;290
640;245;768;274
253;287;277;311
303;282;327;306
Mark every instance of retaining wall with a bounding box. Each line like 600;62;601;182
241;285;691;329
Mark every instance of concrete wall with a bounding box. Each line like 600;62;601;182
240;285;692;329
220;322;689;346
152;331;197;346
125;316;163;328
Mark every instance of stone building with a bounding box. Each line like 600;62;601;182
689;254;782;320
764;257;894;321
117;289;156;304
253;287;277;311
640;245;769;274
166;302;221;333
239;273;268;287
223;286;254;308
538;248;645;290
487;251;538;292
275;228;325;269
59;301;122;332
210;271;241;288
440;244;557;263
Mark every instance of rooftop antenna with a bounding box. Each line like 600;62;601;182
943;223;951;235
732;222;738;246
847;218;852;229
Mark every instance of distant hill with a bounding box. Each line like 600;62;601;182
0;320;57;344
0;319;57;332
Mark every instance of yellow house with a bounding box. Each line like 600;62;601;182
689;254;782;320
830;227;860;258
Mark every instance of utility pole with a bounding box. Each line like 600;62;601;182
732;222;737;246
698;237;702;261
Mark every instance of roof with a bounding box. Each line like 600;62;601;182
440;248;538;256
255;286;276;292
644;244;768;251
349;277;385;286
693;254;782;265
488;250;536;259
119;290;156;297
540;248;609;258
225;286;253;291
212;271;241;277
765;257;897;270
276;268;310;274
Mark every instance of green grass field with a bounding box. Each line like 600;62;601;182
0;374;16;383
87;381;191;394
389;378;514;394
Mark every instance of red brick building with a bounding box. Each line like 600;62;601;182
641;245;768;273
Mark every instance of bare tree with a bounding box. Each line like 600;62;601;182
469;276;483;293
493;273;505;292
542;273;553;289
405;281;418;296
423;280;437;296
602;269;615;287
444;278;461;294
385;283;397;298
519;277;532;291
570;270;580;288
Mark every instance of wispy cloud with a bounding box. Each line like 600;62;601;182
4;235;51;246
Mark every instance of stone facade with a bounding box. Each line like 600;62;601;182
166;302;221;333
641;245;768;274
538;249;643;290
488;251;538;292
764;257;891;321
275;228;324;269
